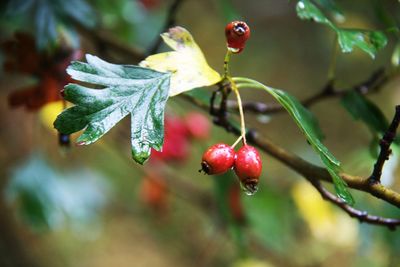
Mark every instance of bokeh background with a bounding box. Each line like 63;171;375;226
1;0;400;266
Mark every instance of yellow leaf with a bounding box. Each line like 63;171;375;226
292;180;358;247
39;101;65;131
140;26;221;96
233;259;275;267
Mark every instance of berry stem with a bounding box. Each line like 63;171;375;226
223;49;247;145
223;49;232;78
232;82;247;145
231;135;243;148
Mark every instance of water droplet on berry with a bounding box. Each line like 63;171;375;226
240;181;259;196
228;47;240;53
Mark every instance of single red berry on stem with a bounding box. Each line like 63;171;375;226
200;143;236;175
225;21;251;53
234;145;262;195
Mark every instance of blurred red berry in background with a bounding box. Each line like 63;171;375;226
139;174;168;211
139;0;161;10
228;184;246;224
184;112;210;140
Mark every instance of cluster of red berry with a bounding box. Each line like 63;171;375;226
197;21;261;195
200;143;262;195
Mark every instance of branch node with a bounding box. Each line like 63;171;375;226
369;105;400;183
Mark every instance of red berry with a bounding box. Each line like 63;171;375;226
200;143;236;175
139;174;168;211
184;112;210;140
139;0;161;10
165;115;189;137
151;115;189;163
225;21;251;53
234;145;262;194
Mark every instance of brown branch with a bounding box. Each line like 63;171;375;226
72;20;145;63
369;105;400;183
228;68;388;114
309;179;400;230
245;129;400;209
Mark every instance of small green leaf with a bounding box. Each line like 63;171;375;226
337;29;387;58
314;0;344;22
296;0;387;58
6;0;96;48
234;77;354;205
54;54;171;164
262;88;338;166
320;155;354;205
35;0;58;49
341;90;389;135
296;0;336;28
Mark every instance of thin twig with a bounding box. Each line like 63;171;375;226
310;179;400;230
228;68;387;114
72;20;144;62
369;105;400;183
147;0;186;55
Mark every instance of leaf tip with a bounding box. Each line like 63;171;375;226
131;151;150;165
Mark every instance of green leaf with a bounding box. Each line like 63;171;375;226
234;77;354;205
337;29;387;59
6;0;96;48
54;54;171;164
320;155;354;205
6;152;108;230
296;0;336;28
341;90;389;135
35;0;58;49
263;88;338;166
57;0;96;28
314;0;344;21
296;0;387;58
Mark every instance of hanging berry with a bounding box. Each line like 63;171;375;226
225;21;251;53
234;145;262;195
200;143;236;175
